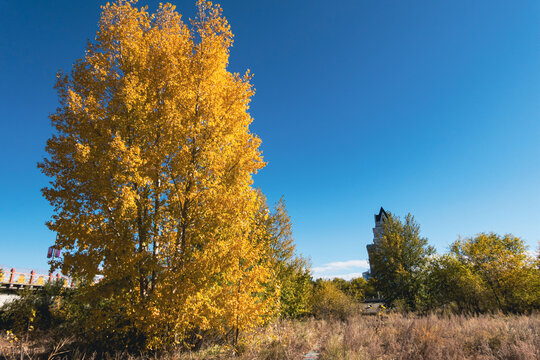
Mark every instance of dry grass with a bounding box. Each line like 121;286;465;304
0;318;323;360
0;314;538;359
171;318;323;360
320;313;539;360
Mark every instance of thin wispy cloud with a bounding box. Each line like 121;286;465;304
318;272;366;281
312;259;370;280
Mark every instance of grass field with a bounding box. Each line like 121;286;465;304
320;313;539;360
0;313;538;359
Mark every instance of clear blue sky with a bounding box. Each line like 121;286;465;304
1;0;539;279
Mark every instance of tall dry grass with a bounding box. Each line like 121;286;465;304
1;314;537;359
0;317;324;360
321;313;539;360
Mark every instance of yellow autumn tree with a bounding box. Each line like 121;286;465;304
39;0;276;350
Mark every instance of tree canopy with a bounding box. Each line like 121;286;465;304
450;233;539;313
39;0;276;349
369;212;435;309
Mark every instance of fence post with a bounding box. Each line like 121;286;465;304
30;270;35;285
56;273;60;282
9;268;15;283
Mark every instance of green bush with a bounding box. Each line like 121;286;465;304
311;281;359;321
0;281;64;334
53;283;148;352
279;265;313;318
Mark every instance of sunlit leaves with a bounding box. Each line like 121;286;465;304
370;212;435;308
39;0;275;348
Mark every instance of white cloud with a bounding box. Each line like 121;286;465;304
316;272;366;281
311;259;370;280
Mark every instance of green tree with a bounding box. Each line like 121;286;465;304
347;277;368;301
330;278;348;294
329;277;368;302
451;233;539;313
261;196;313;318
311;280;358;320
278;266;313;318
419;254;494;313
370;212;435;309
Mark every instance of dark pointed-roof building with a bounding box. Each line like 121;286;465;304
363;207;388;279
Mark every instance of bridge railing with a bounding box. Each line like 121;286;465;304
0;268;74;288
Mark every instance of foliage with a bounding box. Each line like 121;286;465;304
450;233;539;313
277;265;313;319
38;0;276;349
418;254;493;313
415;234;539;314
369;212;435;309
347;277;368;300
65;287;148;352
260;196;313;318
0;281;64;334
330;277;369;302
311;280;359;320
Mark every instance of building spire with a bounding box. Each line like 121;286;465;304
364;206;388;279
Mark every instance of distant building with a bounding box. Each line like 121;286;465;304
363;207;388;279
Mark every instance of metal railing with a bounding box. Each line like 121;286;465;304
0;268;74;289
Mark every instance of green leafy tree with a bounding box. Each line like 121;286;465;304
419;254;494;313
347;277;368;301
261;196;313;318
330;278;348;294
330;277;368;302
451;233;539;313
278;266;313;318
311;280;358;320
370;212;435;309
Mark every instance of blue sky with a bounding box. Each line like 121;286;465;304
1;0;539;279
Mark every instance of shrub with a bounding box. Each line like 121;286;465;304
311;281;359;321
0;281;64;334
